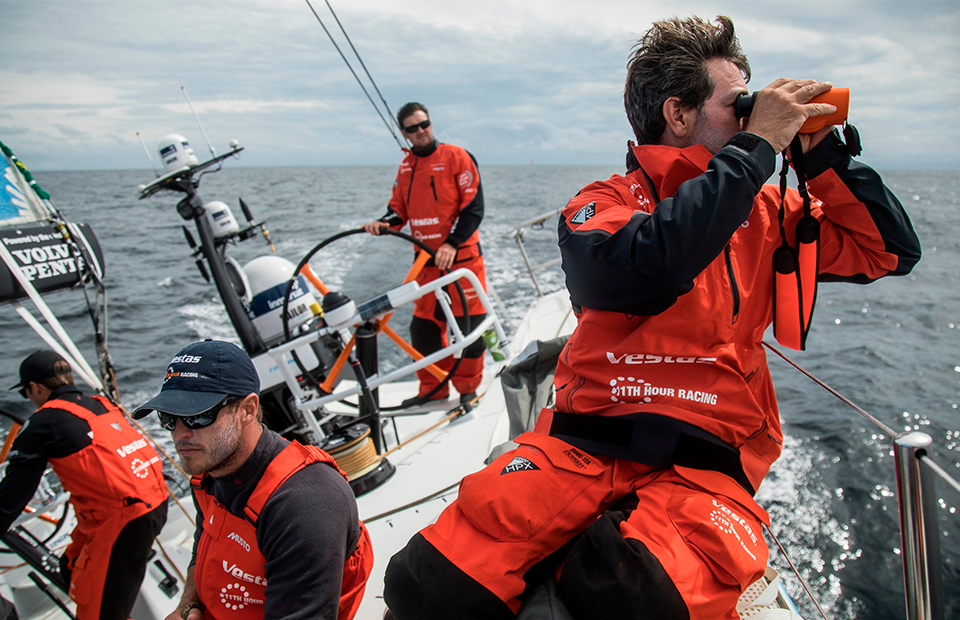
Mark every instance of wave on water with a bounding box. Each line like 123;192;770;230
761;434;861;619
178;301;242;345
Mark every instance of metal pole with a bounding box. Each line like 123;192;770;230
356;322;380;412
353;322;382;453
513;230;543;297
182;194;266;355
894;431;943;620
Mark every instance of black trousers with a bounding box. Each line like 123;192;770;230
60;501;168;620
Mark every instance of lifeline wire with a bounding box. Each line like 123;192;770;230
919;454;960;496
764;338;960;492
322;0;399;133
764;524;829;620
305;0;405;149
762;341;898;438
763;343;960;615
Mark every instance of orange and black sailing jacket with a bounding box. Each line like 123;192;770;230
382;142;484;259
552;131;920;492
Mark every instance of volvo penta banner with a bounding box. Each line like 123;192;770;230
0;222;105;303
0;139;54;227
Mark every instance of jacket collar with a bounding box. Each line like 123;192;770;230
409;139;439;158
627;140;713;201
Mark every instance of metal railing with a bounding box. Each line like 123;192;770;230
764;342;954;620
895;434;944;620
503;208;563;298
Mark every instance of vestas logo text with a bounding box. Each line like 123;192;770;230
222;561;266;585
606;352;716;365
170;354;202;364
116;438;147;458
228;531;251;552
410;217;439;227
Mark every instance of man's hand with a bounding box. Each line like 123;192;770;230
363;221;390;236
164;605;202;620
744;79;837;155
434;244;457;271
796;125;834;155
165;567;203;620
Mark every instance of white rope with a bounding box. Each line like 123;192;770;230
11;303;100;390
0;242;103;391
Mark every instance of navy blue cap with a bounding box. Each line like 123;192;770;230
132;340;259;419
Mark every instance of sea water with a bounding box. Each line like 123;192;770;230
0;164;957;619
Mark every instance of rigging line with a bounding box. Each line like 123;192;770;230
764;524;829;620
322;0;399;134
919;454;960;496
304;0;405;150
761;340;898;438
763;341;960;496
364;481;460;523
154;535;186;583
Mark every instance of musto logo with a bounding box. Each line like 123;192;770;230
608;376;717;406
220;583;264;611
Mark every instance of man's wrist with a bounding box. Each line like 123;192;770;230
181;602;203;618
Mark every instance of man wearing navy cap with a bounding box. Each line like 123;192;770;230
135;340;372;620
1;350;168;620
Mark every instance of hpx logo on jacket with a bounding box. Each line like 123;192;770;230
570;202;595;225
500;456;539;475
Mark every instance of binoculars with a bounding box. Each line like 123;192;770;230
735;87;849;134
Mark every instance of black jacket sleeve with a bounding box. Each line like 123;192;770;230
257;462;360;620
559;133;776;315
379;208;404;227
445;152;484;248
803;129;921;281
0;406;93;533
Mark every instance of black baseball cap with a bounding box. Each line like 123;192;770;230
132;340;260;419
9;350;70;391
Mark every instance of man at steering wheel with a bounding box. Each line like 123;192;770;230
364;102;487;407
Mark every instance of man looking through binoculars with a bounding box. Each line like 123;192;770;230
383;14;920;620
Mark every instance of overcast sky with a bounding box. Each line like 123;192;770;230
2;0;957;171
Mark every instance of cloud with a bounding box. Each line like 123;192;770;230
2;0;958;170
0;125;31;137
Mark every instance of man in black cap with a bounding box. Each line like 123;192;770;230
1;350;169;620
134;340;372;620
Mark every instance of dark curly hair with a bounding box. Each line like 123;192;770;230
624;15;750;145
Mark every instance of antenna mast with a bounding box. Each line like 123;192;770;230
181;86;217;159
136;132;161;178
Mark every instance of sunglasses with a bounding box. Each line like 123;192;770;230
17;386;28;399
158;396;240;432
403;120;431;134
